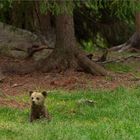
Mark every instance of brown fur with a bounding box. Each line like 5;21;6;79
29;91;51;122
30;104;50;122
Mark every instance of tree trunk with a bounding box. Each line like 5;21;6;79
1;1;107;76
33;1;56;48
39;1;107;76
127;12;140;49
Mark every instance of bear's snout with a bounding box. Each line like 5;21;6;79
32;100;35;104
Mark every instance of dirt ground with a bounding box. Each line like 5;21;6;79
0;56;140;108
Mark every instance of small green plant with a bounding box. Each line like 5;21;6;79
82;40;95;52
95;33;107;49
82;33;107;53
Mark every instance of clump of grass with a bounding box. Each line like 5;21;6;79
105;63;133;73
1;87;140;140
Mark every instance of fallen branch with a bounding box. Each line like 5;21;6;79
12;45;54;58
98;54;140;64
110;32;140;53
109;43;127;51
11;83;24;88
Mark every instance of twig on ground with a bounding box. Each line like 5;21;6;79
98;55;140;64
11;83;24;88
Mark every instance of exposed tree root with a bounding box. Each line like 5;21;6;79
37;48;107;76
110;32;140;53
100;32;140;63
0;48;108;76
76;53;107;76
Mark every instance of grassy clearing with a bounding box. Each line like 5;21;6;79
105;62;133;73
1;87;140;140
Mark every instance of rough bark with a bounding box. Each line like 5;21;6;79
34;1;56;48
110;12;140;52
39;0;107;76
1;1;107;76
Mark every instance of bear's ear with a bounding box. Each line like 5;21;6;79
42;91;47;97
29;91;33;96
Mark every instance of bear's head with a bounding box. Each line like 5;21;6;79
29;91;47;106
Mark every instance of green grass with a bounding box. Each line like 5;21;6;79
105;63;133;73
1;87;140;140
100;51;140;74
105;62;140;78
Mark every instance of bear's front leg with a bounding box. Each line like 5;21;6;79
29;113;35;122
45;110;51;122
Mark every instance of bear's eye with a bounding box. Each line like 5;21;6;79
31;97;33;100
36;97;39;100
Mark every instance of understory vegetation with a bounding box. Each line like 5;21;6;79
1;87;140;140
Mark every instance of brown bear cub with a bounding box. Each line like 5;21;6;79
29;91;51;122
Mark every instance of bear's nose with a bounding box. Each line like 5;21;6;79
32;101;35;104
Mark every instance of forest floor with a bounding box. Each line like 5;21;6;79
0;52;140;108
0;52;140;140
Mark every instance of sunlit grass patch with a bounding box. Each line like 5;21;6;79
0;87;140;140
